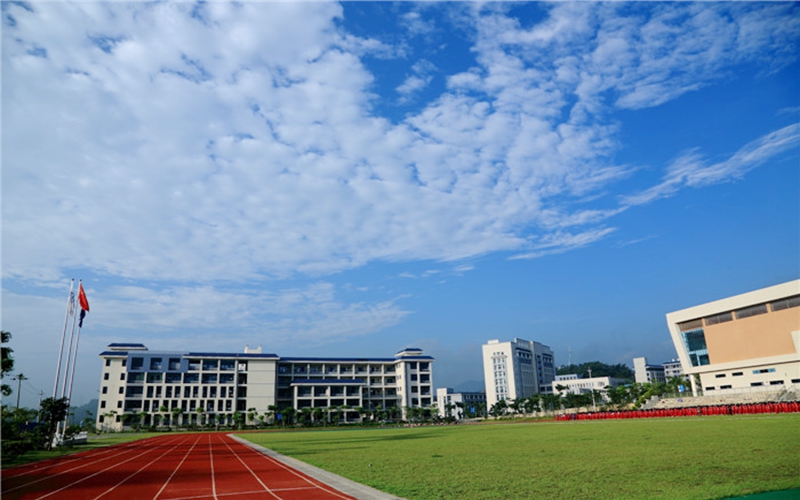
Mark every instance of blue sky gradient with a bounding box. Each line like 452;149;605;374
2;1;798;407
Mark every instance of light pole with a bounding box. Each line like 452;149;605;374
14;373;27;409
587;368;597;412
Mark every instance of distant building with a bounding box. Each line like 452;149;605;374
553;374;626;400
662;359;687;380
666;280;800;397
482;338;555;409
97;343;434;431
633;357;666;384
436;388;487;419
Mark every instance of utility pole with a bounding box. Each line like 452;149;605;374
587;367;596;412
14;373;28;409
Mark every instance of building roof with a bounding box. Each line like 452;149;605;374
279;357;398;363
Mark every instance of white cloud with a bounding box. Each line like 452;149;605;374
2;2;798;351
622;124;800;207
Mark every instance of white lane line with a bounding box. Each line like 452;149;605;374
92;437;188;500
152;434;203;500
30;437;183;500
209;434;218;500
3;435;183;494
219;435;280;499
222;434;352;500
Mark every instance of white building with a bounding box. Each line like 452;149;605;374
662;359;686;380
436;388;486;420
482;338;555;409
97;344;434;431
553;374;626;399
633;357;666;384
666;280;800;397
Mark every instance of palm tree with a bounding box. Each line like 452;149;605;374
195;407;205;427
171;407;183;427
266;405;278;425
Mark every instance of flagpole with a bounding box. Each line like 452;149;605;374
52;279;75;399
60;293;79;401
65;282;87;432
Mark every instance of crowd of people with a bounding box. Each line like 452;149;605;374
554;400;800;421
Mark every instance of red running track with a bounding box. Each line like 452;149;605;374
1;433;357;500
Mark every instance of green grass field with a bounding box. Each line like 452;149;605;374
239;415;800;500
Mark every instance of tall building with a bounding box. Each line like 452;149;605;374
633;357;666;384
482;338;555;409
97;343;434;431
666;280;800;397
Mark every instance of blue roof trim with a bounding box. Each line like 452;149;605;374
290;378;366;385
279;357;397;363
395;356;434;361
107;343;147;347
186;352;279;359
99;351;129;356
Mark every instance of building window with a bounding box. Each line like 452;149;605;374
122;359;127;367
751;382;763;387
769;380;784;385
102;387;108;394
119;387;124;394
168;358;181;371
130;357;144;370
769;295;800;311
705;312;733;326
100;401;106;409
117;401;122;408
704;387;714;391
105;359;111;367
735;303;768;319
715;374;726;378
104;373;109;380
732;372;743;377
681;329;709;367
720;385;732;389
121;373;126;381
149;358;163;370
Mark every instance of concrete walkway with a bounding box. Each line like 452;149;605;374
229;434;405;500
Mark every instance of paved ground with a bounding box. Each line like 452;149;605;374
2;433;403;500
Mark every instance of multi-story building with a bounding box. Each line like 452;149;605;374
662;359;687;380
96;343;433;431
633;357;667;384
435;388;487;420
666;280;800;397
552;374;626;400
482;338;555;409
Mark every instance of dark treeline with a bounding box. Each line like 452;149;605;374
556;361;634;381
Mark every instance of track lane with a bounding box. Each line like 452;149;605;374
2;433;361;500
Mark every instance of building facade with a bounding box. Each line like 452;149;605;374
482;338;555;409
552;374;626;400
435;388;487;420
666;280;800;397
97;344;433;431
633;357;667;384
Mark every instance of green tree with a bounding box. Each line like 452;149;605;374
171;406;183;427
195;407;205;427
40;397;70;450
1;331;14;397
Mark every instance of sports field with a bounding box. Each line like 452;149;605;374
239;414;800;500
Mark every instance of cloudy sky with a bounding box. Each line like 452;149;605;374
3;1;798;408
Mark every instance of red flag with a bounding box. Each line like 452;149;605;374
79;283;90;311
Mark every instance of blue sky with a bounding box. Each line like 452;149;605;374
2;1;798;408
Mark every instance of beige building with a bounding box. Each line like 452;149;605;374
666;280;800;397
